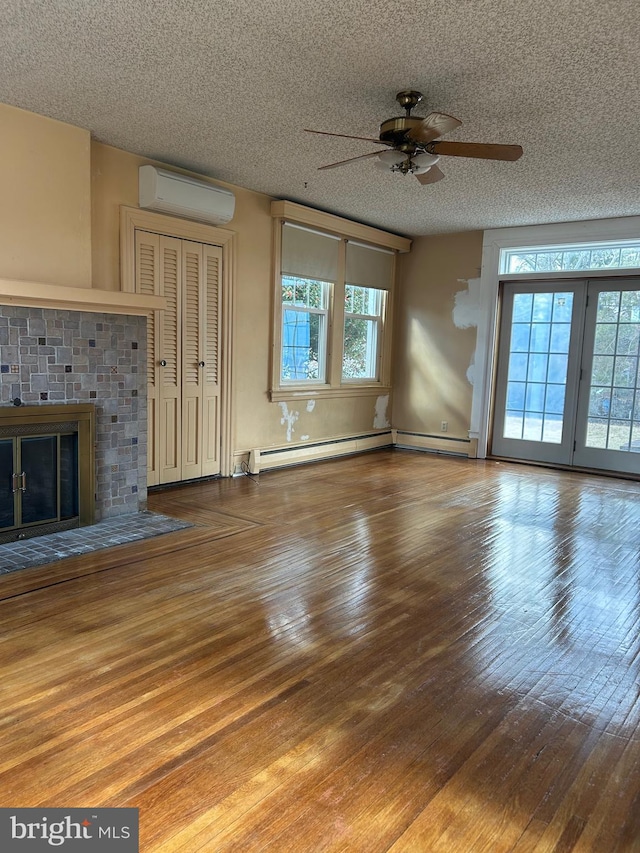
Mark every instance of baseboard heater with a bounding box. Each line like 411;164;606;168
248;431;393;474
393;430;475;458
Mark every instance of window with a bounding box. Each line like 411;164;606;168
270;201;410;401
343;285;383;380
281;276;328;382
277;222;338;388
502;240;640;275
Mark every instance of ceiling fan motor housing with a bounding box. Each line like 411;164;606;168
379;116;423;147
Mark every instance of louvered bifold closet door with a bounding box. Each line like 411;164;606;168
201;244;222;476
134;231;161;485
181;242;202;480
158;236;183;484
181;242;222;479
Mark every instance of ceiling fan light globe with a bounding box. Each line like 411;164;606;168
413;152;440;168
378;149;406;166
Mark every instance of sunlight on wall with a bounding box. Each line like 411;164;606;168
405;315;472;433
393;231;483;438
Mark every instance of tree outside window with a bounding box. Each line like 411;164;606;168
342;285;382;380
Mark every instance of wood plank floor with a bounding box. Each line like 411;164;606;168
1;449;639;851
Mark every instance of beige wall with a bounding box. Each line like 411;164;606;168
0;101;398;465
90;142;391;455
393;231;483;439
0;103;92;288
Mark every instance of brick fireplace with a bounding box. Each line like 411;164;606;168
0;306;147;525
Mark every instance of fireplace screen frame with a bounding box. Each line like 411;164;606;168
0;404;95;541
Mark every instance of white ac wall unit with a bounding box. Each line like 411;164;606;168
138;165;235;226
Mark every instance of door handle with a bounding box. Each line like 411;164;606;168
11;472;26;493
159;359;167;367
198;361;205;367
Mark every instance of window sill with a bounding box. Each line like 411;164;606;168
270;385;391;402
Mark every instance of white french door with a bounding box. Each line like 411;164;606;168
492;278;640;475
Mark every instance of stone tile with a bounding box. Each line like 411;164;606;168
0;512;191;573
0;308;147;521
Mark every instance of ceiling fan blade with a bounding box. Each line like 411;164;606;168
431;140;523;161
318;151;382;170
304;129;387;145
407;112;462;144
415;164;445;185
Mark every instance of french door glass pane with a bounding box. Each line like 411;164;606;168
585;290;640;451
503;292;574;444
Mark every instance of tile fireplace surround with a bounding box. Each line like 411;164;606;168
0;306;147;521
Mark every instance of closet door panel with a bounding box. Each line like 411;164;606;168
158;236;182;484
181;242;204;480
201;245;222;475
161;397;181;473
203;396;219;470
134;231;161;486
134;230;223;486
182;396;200;470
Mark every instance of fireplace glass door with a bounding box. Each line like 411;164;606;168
0;431;79;540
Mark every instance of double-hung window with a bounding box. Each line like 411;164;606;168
279;223;339;386
343;285;382;380
281;276;328;382
342;241;394;382
271;203;408;400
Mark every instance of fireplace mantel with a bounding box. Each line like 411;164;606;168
0;278;165;315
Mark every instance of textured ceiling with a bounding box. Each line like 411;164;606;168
0;0;639;238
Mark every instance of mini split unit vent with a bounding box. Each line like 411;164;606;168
138;165;235;226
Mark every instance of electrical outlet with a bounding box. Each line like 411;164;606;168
441;420;448;432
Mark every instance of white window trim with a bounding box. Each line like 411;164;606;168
270;201;410;402
474;216;640;458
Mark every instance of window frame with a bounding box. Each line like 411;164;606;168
269;201;410;402
342;284;385;382
501;240;640;275
280;275;330;385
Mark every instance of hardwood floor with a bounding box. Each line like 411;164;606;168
1;449;639;851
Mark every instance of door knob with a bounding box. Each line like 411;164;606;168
159;359;167;367
198;361;205;367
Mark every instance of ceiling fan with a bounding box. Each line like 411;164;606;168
304;90;523;184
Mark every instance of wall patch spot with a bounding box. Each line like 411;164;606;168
278;402;299;442
306;399;315;412
374;395;390;429
453;277;481;329
453;277;481;386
